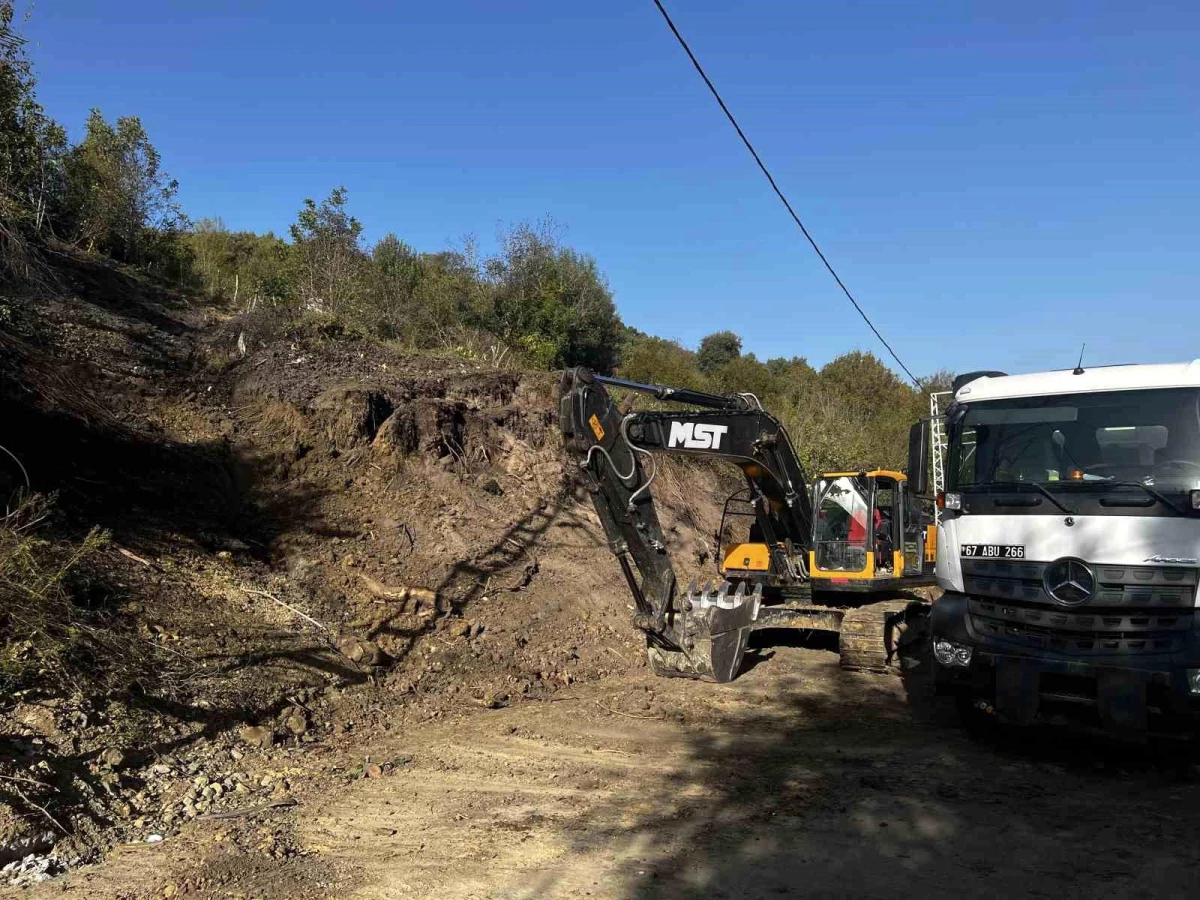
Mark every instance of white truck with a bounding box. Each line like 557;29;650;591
915;362;1200;737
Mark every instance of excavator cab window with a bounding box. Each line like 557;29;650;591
813;476;870;572
873;483;895;572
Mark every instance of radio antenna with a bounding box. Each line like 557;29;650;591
1072;343;1086;376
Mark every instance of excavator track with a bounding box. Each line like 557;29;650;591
838;596;931;673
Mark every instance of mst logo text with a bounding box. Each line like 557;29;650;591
667;421;728;450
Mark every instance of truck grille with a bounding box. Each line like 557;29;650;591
962;559;1197;655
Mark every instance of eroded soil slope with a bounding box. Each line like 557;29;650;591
0;258;731;880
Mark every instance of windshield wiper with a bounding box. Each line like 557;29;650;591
958;481;1075;515
1086;481;1187;517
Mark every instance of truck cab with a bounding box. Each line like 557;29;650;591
930;362;1200;735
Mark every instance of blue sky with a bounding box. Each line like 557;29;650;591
21;1;1200;379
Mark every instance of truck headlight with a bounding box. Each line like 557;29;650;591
1191;489;1200;512
1187;669;1200;694
937;491;962;511
934;639;973;668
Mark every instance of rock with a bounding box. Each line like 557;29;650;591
335;634;384;666
229;748;244;761
283;708;309;737
314;386;396;451
479;692;509;710
99;747;126;769
373;407;420;456
239;725;275;750
2;855;55;888
364;764;383;779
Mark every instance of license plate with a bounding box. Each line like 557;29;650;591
961;544;1025;559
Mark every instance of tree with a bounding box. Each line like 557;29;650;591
60;109;187;263
780;351;924;474
481;221;622;372
359;233;422;338
189;217;229;296
0;1;66;280
289;186;365;315
710;352;782;401
696;330;742;374
233;231;293;306
618;334;705;390
184;222;292;307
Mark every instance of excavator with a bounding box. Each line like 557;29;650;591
559;367;935;682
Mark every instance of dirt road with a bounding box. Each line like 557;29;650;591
24;645;1200;900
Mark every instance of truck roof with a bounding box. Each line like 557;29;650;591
956;361;1200;402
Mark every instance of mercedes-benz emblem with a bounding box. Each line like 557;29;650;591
1043;557;1094;607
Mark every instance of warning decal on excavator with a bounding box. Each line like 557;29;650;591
588;413;605;441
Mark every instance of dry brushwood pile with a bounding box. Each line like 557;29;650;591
4;256;1200;900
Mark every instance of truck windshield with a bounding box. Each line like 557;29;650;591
949;387;1200;497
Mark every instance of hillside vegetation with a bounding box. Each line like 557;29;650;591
1;1;945;479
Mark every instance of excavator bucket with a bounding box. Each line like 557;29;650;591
646;580;762;682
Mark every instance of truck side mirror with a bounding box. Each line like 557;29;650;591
907;420;930;496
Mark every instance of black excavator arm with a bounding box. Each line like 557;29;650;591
558;367;815;680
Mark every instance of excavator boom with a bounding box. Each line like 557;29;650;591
560;366;933;683
559;367;821;680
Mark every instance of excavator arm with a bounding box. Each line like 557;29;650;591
558;367;815;680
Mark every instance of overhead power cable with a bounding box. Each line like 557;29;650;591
650;0;921;387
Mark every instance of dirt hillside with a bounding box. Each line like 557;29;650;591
0;256;730;881
3;259;1200;899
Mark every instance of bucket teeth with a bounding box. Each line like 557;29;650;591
649;580;764;683
687;579;762;612
719;581;745;610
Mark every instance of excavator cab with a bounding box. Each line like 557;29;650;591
716;470;937;593
808;470;936;592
